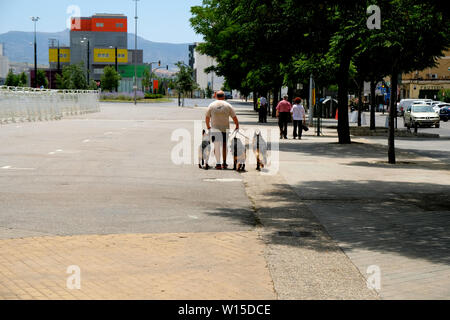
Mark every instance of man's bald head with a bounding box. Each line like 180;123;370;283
216;90;225;100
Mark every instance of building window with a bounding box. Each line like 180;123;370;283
96;23;104;28
116;23;123;28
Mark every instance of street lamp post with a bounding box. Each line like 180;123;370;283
81;38;90;84
133;0;140;105
31;17;40;88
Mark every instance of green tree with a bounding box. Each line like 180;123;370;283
18;72;28;87
372;0;450;163
36;69;49;88
100;66;120;92
437;89;450;103
5;70;19;87
55;63;88;89
174;61;196;103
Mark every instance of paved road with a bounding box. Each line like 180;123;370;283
0;102;255;238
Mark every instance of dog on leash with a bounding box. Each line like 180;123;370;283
230;135;246;172
253;130;268;171
198;129;211;170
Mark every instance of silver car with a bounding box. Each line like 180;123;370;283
404;104;440;128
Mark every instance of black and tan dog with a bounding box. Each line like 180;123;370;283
230;134;247;172
253;130;268;171
198;129;211;170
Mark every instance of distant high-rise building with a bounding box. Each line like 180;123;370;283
70;13;129;81
0;43;10;80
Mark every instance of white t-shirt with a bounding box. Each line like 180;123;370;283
260;97;267;106
206;100;236;132
291;104;306;121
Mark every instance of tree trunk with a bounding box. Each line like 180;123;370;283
370;80;376;130
272;86;280;117
288;86;294;103
253;92;258;111
337;45;352;144
388;72;398;164
357;78;363;127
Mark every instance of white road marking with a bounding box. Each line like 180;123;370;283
56;149;63;152
1;166;35;171
82;139;90;143
188;215;199;220
48;152;55;155
203;178;243;183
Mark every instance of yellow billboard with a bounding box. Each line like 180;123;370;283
93;48;128;63
49;48;71;63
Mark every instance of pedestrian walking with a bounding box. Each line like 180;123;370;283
291;97;306;139
257;95;262;123
276;95;292;139
205;90;240;170
260;95;268;123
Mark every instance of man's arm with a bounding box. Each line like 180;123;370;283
232;116;239;130
206;116;211;130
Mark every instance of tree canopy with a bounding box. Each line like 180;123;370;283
191;0;450;161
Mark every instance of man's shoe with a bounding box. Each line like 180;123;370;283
215;164;222;170
222;163;228;169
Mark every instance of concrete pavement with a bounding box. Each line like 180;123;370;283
236;106;449;300
1;100;449;300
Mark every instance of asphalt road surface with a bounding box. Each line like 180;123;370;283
0;102;255;239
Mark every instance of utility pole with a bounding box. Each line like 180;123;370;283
308;74;313;126
31;17;40;88
81;38;90;84
133;0;139;106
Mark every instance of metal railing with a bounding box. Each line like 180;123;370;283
0;86;100;124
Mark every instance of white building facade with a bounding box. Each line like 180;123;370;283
0;43;11;81
189;43;225;95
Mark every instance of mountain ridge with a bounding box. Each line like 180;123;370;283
0;29;191;67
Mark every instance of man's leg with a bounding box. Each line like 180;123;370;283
222;132;228;168
293;120;298;138
299;120;303;139
278;117;284;138
212;131;222;169
283;113;288;138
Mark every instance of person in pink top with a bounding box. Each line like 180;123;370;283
276;95;292;139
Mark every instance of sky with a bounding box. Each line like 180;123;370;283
0;0;204;43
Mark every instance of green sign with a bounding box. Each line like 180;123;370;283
118;65;149;78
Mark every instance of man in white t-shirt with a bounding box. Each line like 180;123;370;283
291;97;306;139
206;91;240;169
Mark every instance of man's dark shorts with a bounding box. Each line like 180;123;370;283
210;129;229;145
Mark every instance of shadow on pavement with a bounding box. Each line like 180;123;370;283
204;178;450;266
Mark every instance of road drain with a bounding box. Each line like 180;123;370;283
277;231;314;238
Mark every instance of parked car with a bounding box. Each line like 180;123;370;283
398;99;432;116
224;91;233;100
439;105;450;122
404;104;440;128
